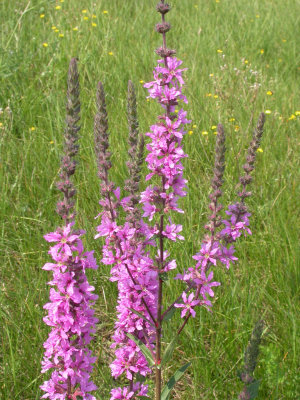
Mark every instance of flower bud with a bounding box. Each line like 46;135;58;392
156;3;171;14
156;22;171;34
155;47;176;57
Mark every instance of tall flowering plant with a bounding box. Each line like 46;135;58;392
40;59;98;400
93;2;265;400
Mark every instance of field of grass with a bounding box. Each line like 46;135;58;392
0;0;299;399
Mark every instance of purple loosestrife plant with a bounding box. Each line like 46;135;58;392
41;59;98;400
94;2;265;399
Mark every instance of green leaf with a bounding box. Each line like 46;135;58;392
160;272;169;282
135;373;146;383
161;361;192;400
247;380;260;399
163;306;177;322
128;308;155;328
126;333;155;367
162;335;178;366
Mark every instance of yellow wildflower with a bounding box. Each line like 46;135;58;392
256;14;260;18
103;10;108;14
108;51;114;56
82;9;88;13
266;91;273;96
49;140;54;144
202;131;208;135
211;125;217;129
55;6;61;10
213;94;218;99
73;27;78;31
295;111;300;116
188;130;193;135
92;14;97;18
92;23;97;27
282;39;287;43
51;26;57;30
83;16;89;20
59;33;64;37
229;117;235;122
217;49;222;53
54;29;59;33
244;60;249;64
40;14;45;18
260;49;264;54
213;131;218;135
257;148;263;153
234;125;240;131
30;127;36;131
139;80;144;84
206;93;212;97
265;110;272;114
192;124;197;128
209;73;214;77
288;114;296;120
43;42;48;47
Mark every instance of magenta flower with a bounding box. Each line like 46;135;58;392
220;245;238;269
44;222;84;261
220;217;252;240
162;220;184;241
155;57;187;85
174;292;200;318
110;382;148;400
192;241;221;268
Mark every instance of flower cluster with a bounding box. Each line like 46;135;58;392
141;57;190;225
95;189;156;399
175;203;252;318
41;223;98;400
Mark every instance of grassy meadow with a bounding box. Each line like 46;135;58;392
0;0;299;398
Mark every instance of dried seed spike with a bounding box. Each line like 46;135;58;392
56;58;81;223
206;123;226;233
94;81;112;179
125;80;144;223
240;112;265;192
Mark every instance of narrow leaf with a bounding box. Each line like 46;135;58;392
126;333;155;366
163;306;176;322
247;380;260;399
128;308;155;328
161;361;192;400
162;335;178;366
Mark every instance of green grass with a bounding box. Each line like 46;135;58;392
0;0;299;399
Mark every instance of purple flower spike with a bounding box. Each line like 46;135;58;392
41;59;98;400
41;228;99;400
